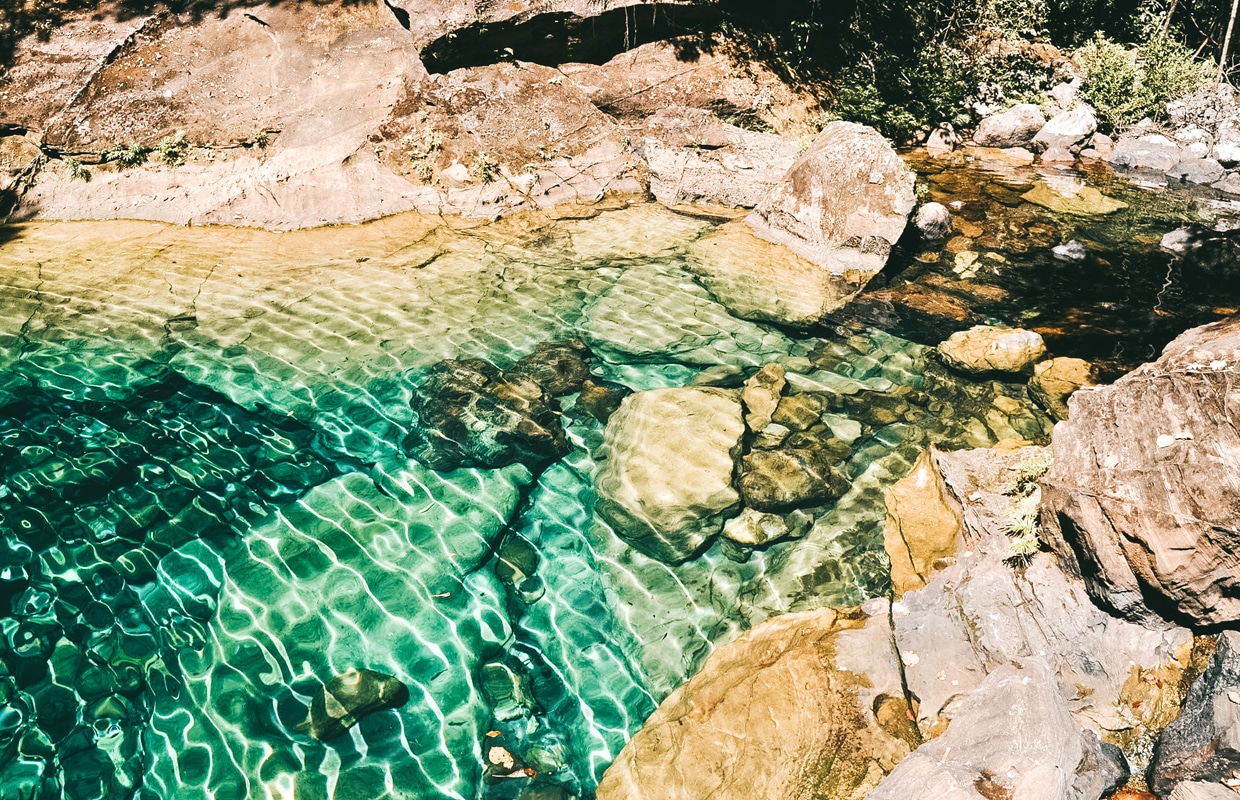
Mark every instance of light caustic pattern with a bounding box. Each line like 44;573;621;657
0;204;1053;800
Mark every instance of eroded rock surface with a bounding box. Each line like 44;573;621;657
596;604;916;800
1029;356;1097;421
937;325;1047;375
882;447;962;596
1040;315;1240;626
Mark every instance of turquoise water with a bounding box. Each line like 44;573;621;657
0;181;1190;799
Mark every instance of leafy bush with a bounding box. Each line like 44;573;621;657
156;131;189;167
61;157;90;182
1080;33;1213;130
101;143;150;168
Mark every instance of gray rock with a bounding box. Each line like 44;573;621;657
1169;782;1240;800
973;103;1046;147
642;106;801;208
1049;80;1080;110
1150;632;1240;795
746;121;915;276
867;659;1126;800
1107;134;1184;172
1033;105;1098;151
1088;132;1115;154
595;387;744;564
926;123;962;154
1168;158;1226;185
1040;316;1240;625
1041;146;1076;162
1052;240;1089;262
894;447;1193;746
914;202;953;240
1213;171;1240;195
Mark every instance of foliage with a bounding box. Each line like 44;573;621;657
403;122;442;182
471;152;499;184
251;130;271;149
101;143;150;168
1001;451;1053;566
1080;32;1213;130
61;157;90;182
155;131;189;167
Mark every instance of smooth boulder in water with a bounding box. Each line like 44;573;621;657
406;358;570;471
303;669;410;742
936;325;1046;376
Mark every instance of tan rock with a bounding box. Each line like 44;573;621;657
1021;181;1128;215
1028;356;1097;420
595;605;916;800
595;387;744;564
746;121;915;277
883;448;963;596
687;221;867;327
937;325;1046;375
741;363;786;431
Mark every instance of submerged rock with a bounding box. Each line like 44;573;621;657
937;325;1046;375
595;605;915;800
506;340;594;397
574;378;631;423
740;363;786;431
406;358;570;471
595;387;744;564
1150;632;1240;794
1040;316;1240;625
1022;180;1128;215
868;659;1127;800
746;121;915;277
739;446;850;512
303;669;410;742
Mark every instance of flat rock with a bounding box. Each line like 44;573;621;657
1168;158;1226;185
973;103;1046;147
595;387;744;564
687;221;870;327
1032;105;1098;151
597;605;916;800
1150;632;1240;794
1028;356;1097;420
641;106;800;208
741;363;786;431
867;659;1126;800
1169;783;1240;800
1040;315;1240;625
746;121;916;278
1022;179;1128;215
937;325;1046;375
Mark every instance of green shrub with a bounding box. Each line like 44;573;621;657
101;143;150;168
1080;32;1213;130
61;157;91;182
155;131;189;167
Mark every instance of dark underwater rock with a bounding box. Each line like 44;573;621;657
505;340;594;398
406;358;570;471
303;669;409;742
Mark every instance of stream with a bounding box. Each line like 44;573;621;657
1;152;1238;800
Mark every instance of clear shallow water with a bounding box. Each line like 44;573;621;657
0;172;1225;800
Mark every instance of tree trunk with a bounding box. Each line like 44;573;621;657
1161;0;1179;39
1218;0;1240;84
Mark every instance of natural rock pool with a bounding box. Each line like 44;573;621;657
2;153;1239;800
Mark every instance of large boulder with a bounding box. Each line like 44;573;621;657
1149;631;1240;794
867;659;1127;800
894;446;1192;749
641;106;800;208
1032;105;1098;152
596;604;917;800
973;103;1046;148
1040;315;1240;626
595;387;745;564
937;325;1046;375
1106;134;1185;172
746;121;916;277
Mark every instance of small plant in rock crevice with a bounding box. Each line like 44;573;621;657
62;157;91;182
1001;451;1053;566
156;131;190;167
471;151;500;184
101;142;151;168
403;125;443;182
